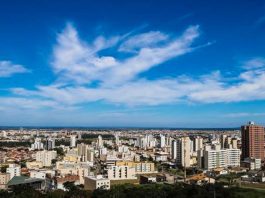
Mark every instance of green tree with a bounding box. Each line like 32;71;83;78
0;165;8;173
53;147;65;156
63;181;77;191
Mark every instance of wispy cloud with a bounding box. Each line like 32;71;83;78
0;97;58;110
0;61;29;77
188;61;265;103
11;57;265;106
118;31;168;52
7;23;203;107
52;23;200;85
241;57;265;69
224;112;265;118
8;24;265;109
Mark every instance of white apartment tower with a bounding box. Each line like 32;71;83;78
204;145;240;170
115;133;120;146
70;135;76;148
97;135;103;148
171;140;177;159
77;143;94;162
175;137;191;168
160;134;166;148
31;138;44;150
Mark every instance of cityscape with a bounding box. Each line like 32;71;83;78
0;123;265;197
1;0;265;197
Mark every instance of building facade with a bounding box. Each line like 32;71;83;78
36;150;57;167
84;175;110;191
0;173;10;189
241;122;265;160
204;146;240;170
175;137;191;168
6;164;21;179
107;165;137;180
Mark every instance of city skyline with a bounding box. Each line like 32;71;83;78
0;0;265;127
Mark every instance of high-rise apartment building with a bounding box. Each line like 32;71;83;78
175;137;191;168
160;135;166;148
70;135;77;148
241;121;265;160
77;143;94;162
171;140;177;160
31;138;44;150
115;133;120;146
45;138;55;150
193;136;203;152
36;150;57;167
204;145;240;170
97;135;103;148
220;134;227;149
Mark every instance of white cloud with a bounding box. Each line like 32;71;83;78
108;26;200;85
11;58;265;106
0;61;29;77
118;31;168;52
241;58;265;69
0;97;59;110
52;24;200;85
9;24;265;109
188;61;265;103
224;112;265;118
10;73;217;106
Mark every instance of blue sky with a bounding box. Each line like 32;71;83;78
0;0;265;127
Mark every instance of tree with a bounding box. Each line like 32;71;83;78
20;161;27;168
46;189;65;198
227;173;238;187
63;181;77;191
53;147;65;156
0;165;8;173
52;159;57;164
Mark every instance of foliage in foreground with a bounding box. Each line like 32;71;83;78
1;183;265;198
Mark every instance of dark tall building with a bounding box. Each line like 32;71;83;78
45;138;55;150
241;121;265;160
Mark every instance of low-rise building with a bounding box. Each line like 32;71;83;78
154;152;168;162
26;161;44;169
241;171;265;183
107;165;137;181
30;170;53;190
241;158;261;170
84;175;110;191
56;161;91;184
8;176;45;190
187;173;215;185
139;175;157;184
0;173;10;189
115;161;156;174
6;164;21;179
